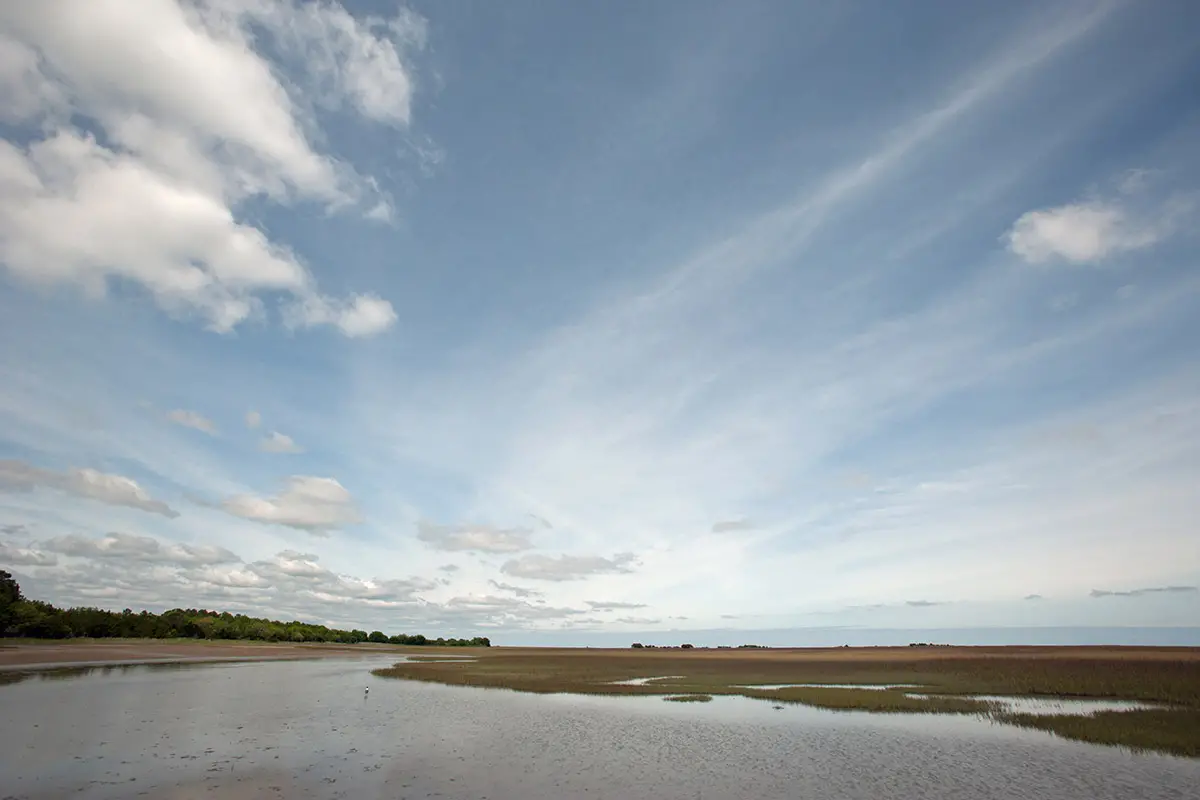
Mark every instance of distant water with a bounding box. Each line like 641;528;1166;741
506;626;1200;648
1;658;1197;799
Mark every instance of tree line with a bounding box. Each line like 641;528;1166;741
0;570;489;647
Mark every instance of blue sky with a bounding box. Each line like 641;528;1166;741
1;0;1198;644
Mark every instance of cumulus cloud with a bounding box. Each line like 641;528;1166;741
229;0;426;126
711;519;753;533
259;431;304;453
245;410;262;429
487;579;542;598
167;408;217;435
417;521;534;553
0;0;415;335
18;543;439;630
500;552;637;582
40;532;239;565
0;459;178;517
220;476;361;533
587;600;648;611
1005;201;1162;264
1090;585;1196;598
0;542;57;566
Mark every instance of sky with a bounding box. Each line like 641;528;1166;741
1;0;1198;646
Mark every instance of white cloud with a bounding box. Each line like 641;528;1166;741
0;542;57;566
40;532;238;565
220;475;361;533
1005;201;1162;264
417;521;534;553
500;553;637;582
167;408;217;435
259;431;304;454
0;0;411;335
284;293;398;338
230;0;426;126
245;410;262;429
0;459;178;517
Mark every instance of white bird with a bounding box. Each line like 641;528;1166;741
364;686;370;694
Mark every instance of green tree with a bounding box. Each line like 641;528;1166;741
0;570;23;634
367;630;388;643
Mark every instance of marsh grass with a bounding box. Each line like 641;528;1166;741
663;694;713;703
372;645;1200;756
998;708;1200;758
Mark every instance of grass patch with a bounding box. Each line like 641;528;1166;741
998;708;1200;758
663;694;713;703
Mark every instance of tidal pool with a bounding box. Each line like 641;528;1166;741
1;657;1197;799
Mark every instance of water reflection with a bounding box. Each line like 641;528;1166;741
0;658;1196;799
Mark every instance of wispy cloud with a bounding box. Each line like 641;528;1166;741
587;600;648;611
417;522;534;554
259;431;304;454
500;553;637;582
711;519;753;533
488;580;543;599
167;409;217;435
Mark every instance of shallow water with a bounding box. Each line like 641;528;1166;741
607;674;685;685
904;692;1162;716
1;658;1197;799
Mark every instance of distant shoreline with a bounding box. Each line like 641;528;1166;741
0;639;421;670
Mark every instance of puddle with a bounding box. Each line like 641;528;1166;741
608;675;686;686
904;694;1160;716
739;683;925;691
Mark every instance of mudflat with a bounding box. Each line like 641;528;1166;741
0;638;410;668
